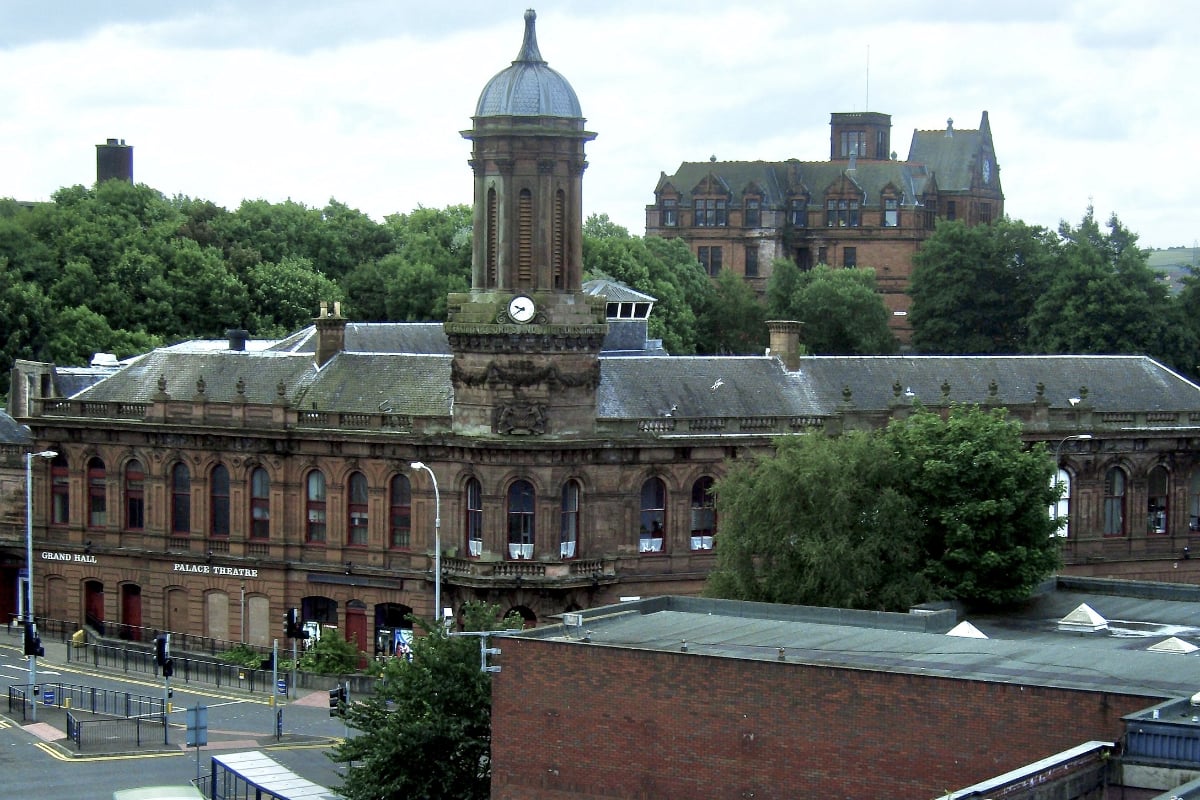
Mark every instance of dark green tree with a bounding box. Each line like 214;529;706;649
245;256;344;336
909;218;1060;354
884;404;1061;606
767;263;896;354
696;269;767;354
706;432;930;610
330;602;516;800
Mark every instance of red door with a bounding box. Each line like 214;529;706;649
85;580;105;634
121;584;142;641
346;604;368;669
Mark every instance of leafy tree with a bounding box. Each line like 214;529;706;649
44;305;161;366
884;404;1061;606
1024;209;1186;365
708;405;1061;610
245;256;344;336
768;264;897;354
297;628;362;675
707;432;931;610
909;218;1060;354
696;269;767;354
330;602;516;800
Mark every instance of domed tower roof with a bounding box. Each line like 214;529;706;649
475;10;582;118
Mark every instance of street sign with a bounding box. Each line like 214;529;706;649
186;704;208;747
42;689;55;705
276;679;287;696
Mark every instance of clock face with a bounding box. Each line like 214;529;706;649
507;294;535;324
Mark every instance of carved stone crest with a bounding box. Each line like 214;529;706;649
495;402;547;435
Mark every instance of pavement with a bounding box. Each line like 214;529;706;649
3;631;340;759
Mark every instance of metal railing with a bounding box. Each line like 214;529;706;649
6;681;163;722
84;642;275;693
66;711;167;751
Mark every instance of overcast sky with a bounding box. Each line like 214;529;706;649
2;1;1196;249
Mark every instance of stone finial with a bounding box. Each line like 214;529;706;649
1079;386;1089;400
277;381;286;398
988;379;998;397
893;380;902;398
236;377;246;395
941;380;951;398
196;376;206;394
1036;381;1045;397
158;375;167;393
842;385;853;403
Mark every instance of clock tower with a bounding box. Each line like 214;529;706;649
447;10;606;436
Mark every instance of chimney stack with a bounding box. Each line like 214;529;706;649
314;301;347;367
96;138;133;184
766;320;803;372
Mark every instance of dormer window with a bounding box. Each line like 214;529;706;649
826;199;860;228
661;197;678;227
789;198;808;227
883;198;899;228
744;197;761;228
694;198;727;227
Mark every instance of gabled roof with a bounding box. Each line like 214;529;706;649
907;112;993;192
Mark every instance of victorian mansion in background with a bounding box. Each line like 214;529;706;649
647;110;1003;339
6;11;1200;658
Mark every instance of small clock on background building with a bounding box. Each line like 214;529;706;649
507;294;536;323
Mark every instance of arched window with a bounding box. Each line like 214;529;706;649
87;457;107;528
306;470;326;543
560;480;580;559
1051;468;1072;537
507;480;535;559
250;467;270;539
348;471;369;546
390;474;411;549
210;464;230;537
1190;472;1200;532
486;188;498;287
466;478;483;557
690;477;716;550
517;189;533;286
639;477;666;553
1103;467;1126;536
1148;465;1169;534
124;459;145;530
51;454;70;526
171;463;191;534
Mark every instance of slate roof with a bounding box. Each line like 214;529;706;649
797;355;1200;414
659;159;929;209
530;589;1200;699
65;326;1200;430
475;10;582;119
908;116;989;192
598;356;820;420
267;323;450;356
0;408;31;445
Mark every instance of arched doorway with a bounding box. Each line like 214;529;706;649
506;604;537;629
119;583;142;640
84;580;105;634
374;602;414;658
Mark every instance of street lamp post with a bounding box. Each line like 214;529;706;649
410;462;442;625
25;449;57;722
1053;434;1093;534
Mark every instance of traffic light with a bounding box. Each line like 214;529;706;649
162;657;174;678
154;633;170;667
284;608;309;639
23;622;44;657
328;685;347;718
285;608;298;638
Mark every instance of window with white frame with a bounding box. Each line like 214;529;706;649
689;477;716;550
507;480;535;559
560;480;580;558
1051;468;1071;537
1103;467;1126;536
1148;465;1168;534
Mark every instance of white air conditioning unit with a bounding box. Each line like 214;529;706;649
562;612;583;628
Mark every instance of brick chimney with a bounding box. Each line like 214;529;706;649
766;320;803;372
314;301;347;367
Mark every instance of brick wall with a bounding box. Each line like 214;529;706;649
491;637;1154;799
